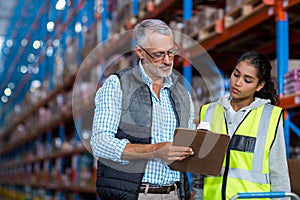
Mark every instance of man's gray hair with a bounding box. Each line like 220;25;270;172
134;19;173;46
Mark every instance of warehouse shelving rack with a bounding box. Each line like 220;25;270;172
0;0;300;199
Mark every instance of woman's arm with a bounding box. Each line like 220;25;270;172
269;117;291;199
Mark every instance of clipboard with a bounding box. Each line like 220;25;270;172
169;128;230;176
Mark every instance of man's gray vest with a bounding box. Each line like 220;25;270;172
96;64;191;200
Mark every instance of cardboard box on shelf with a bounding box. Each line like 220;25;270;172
288;158;300;196
270;59;300;78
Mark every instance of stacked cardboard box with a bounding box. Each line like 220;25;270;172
284;69;300;95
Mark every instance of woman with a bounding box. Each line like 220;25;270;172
193;51;290;200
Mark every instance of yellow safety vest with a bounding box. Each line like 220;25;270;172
200;102;282;200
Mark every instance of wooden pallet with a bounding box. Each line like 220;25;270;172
224;0;265;28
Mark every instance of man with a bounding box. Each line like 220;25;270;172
91;19;195;200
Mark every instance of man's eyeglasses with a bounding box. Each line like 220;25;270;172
139;46;179;62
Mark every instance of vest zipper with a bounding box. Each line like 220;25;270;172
221;115;230;200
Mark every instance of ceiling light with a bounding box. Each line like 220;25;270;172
8;82;15;89
33;40;41;49
46;46;54;57
75;22;82;33
27;54;35;63
56;0;66;10
1;95;8;103
6;39;13;47
4;88;12;96
47;21;55;32
31;80;41;88
20;65;28;74
53;39;60;47
21;39;28;46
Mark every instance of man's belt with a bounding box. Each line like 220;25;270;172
139;182;180;194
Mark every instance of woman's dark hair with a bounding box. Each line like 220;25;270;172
237;51;279;105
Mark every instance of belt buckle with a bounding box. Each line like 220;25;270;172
166;185;172;193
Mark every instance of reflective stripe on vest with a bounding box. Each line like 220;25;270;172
220;167;270;184
201;103;282;199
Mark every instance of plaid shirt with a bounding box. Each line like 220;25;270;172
91;62;195;185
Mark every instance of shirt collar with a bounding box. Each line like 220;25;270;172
138;59;173;88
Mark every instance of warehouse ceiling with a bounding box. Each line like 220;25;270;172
0;0;299;128
0;0;22;122
0;0;47;124
0;0;93;126
0;1;15;63
0;0;226;127
0;1;15;37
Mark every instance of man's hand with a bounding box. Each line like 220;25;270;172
153;142;194;162
121;142;194;161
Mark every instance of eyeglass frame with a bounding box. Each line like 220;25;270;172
138;45;179;62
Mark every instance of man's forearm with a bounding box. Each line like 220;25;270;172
121;143;157;160
121;142;194;162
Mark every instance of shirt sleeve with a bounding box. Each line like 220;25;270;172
269;117;291;200
90;75;130;164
